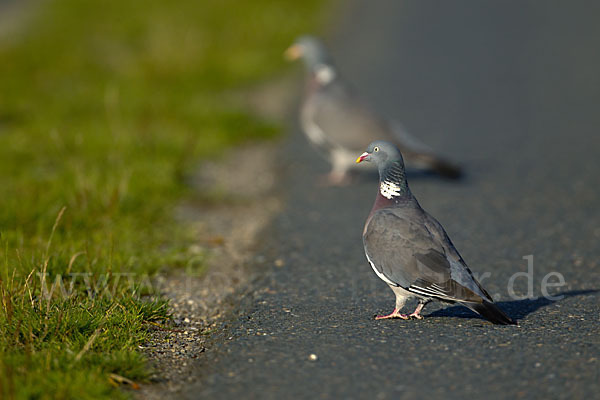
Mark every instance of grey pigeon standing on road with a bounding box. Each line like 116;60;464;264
356;141;515;325
285;36;461;185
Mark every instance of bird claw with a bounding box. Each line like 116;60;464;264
317;172;352;187
375;311;409;320
374;308;424;320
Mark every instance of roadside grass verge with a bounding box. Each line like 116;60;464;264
0;0;329;398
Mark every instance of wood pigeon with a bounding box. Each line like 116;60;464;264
356;140;515;324
285;36;461;185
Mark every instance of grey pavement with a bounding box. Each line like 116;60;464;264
185;1;600;399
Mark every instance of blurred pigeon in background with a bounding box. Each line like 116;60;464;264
356;141;515;325
285;36;461;185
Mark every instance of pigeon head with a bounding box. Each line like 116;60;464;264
357;141;411;200
284;36;336;84
356;140;405;167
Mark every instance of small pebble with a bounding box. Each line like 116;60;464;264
309;354;318;361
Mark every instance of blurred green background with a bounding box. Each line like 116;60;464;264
0;0;329;398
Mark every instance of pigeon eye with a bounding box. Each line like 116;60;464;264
374;147;379;152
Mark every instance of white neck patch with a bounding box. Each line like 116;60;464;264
314;64;336;85
380;180;403;199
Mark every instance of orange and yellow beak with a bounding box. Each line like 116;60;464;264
284;44;303;61
356;152;370;163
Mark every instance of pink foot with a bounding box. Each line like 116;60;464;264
408;302;426;320
317;172;352;187
375;309;409;320
408;312;424;320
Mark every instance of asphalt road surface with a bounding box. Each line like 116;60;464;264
185;1;599;399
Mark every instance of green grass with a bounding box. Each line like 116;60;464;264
0;0;329;398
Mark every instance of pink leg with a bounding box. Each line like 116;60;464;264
317;171;352;187
409;302;426;320
375;308;409;320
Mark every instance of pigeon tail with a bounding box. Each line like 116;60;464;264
464;301;517;325
428;157;462;180
411;153;463;179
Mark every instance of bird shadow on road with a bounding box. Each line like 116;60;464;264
351;168;468;185
426;289;598;323
405;168;466;182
